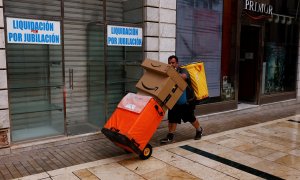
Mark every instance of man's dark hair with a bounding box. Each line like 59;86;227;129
168;55;178;62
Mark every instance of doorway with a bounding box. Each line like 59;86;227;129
238;25;261;104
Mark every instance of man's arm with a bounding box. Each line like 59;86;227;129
180;68;189;81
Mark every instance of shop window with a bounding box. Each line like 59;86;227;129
63;0;104;135
7;44;64;142
262;2;298;94
176;0;227;103
65;0;143;135
105;0;144;117
5;0;143;141
4;0;64;142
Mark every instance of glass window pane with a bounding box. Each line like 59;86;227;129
7;44;64;142
63;0;104;135
106;0;143;23
262;1;298;94
176;0;223;102
87;23;105;129
105;0;144;118
106;45;143;118
4;0;64;142
4;0;61;17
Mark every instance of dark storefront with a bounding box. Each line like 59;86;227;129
176;0;299;114
240;0;299;104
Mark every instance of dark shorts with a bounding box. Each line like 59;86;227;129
168;102;196;124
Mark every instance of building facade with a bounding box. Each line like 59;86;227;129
0;0;299;152
175;0;300;115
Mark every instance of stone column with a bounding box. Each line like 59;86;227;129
296;39;300;102
0;0;10;153
144;0;176;63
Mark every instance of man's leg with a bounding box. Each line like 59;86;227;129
191;120;203;140
160;122;177;143
168;122;177;133
185;102;203;140
161;104;180;144
191;119;199;129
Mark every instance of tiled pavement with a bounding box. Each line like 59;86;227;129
0;101;300;180
15;114;300;180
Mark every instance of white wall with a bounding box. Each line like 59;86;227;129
144;0;176;63
0;0;10;149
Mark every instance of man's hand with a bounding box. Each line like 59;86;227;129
180;73;187;80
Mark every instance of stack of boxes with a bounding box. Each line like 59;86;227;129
101;59;187;158
136;59;187;110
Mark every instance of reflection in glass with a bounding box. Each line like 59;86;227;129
176;0;224;103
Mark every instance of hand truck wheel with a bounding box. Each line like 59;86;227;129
139;144;152;160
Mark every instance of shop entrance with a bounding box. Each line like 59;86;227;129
238;25;261;104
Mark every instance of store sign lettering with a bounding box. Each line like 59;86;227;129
244;0;273;15
107;25;142;47
6;17;61;45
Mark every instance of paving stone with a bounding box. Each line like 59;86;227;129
5;163;22;179
0;164;13;179
0;102;299;179
20;161;38;175
52;151;74;167
27;159;44;173
13;162;30;177
0;170;5;179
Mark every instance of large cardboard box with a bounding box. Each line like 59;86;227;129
136;59;187;109
141;59;187;90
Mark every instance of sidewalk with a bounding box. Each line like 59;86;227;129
0;100;300;179
16;114;300;180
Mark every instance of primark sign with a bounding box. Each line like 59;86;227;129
244;0;273;15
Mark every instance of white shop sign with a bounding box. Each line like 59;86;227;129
107;25;142;47
244;0;273;15
6;17;61;45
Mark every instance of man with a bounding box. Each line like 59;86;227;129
160;55;203;144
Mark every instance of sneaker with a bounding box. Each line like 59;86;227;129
160;133;174;144
194;127;203;140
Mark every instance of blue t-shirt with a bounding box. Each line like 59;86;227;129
177;89;187;105
176;67;195;103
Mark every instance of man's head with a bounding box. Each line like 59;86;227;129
168;55;179;69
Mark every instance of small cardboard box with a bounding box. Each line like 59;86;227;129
136;59;188;109
136;90;168;111
141;59;187;91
